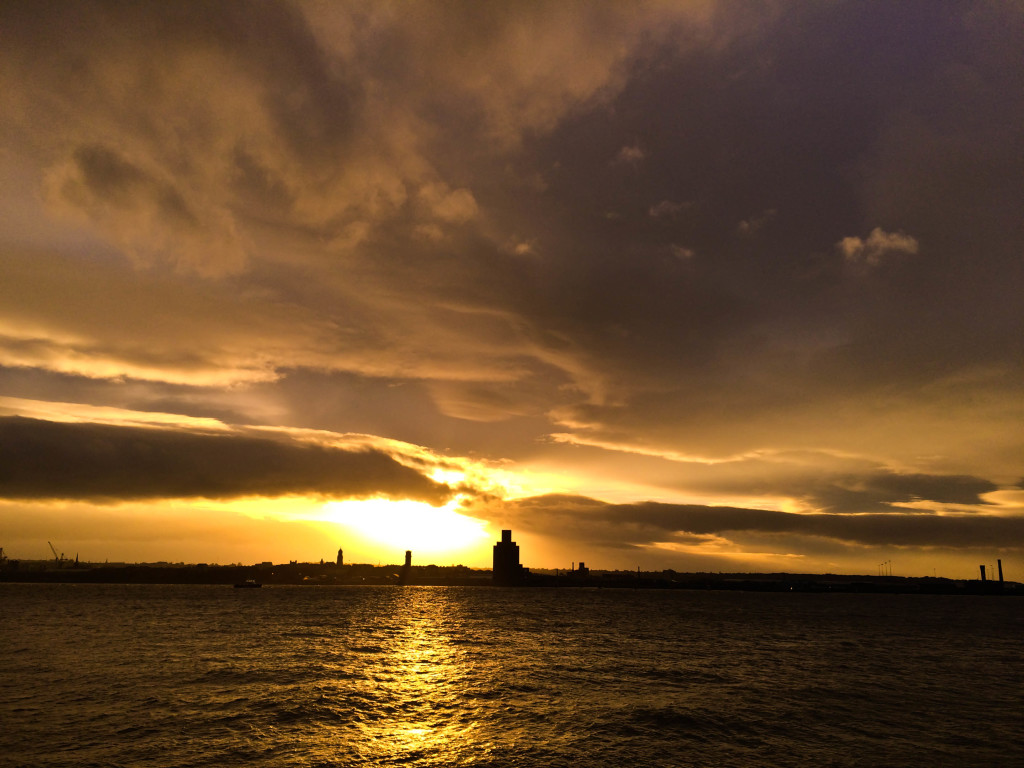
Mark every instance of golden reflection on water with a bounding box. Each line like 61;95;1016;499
349;587;478;763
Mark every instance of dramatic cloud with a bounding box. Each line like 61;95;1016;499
801;472;997;514
0;417;449;504
486;494;1024;552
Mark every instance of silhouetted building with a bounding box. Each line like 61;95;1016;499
575;561;589;577
399;550;412;585
337;548;343;566
492;530;526;585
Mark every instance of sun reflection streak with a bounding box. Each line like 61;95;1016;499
346;588;479;763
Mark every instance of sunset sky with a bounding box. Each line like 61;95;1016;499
2;1;1022;578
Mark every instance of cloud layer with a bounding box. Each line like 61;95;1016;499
485;493;1023;552
0;416;448;503
1;2;1021;572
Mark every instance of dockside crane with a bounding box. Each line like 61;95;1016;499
48;541;65;567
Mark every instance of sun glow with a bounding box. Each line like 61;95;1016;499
321;496;491;560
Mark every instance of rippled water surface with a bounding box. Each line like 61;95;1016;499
3;584;1022;767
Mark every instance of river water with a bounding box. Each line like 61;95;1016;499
2;584;1021;767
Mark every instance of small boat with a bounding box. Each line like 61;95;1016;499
234;579;262;588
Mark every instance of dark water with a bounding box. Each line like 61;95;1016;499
2;584;1022;767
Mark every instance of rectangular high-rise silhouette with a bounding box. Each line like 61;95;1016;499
492;529;525;585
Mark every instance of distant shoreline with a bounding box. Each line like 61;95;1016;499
1;561;1018;595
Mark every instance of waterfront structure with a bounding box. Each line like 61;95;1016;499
492;530;527;585
398;550;412;585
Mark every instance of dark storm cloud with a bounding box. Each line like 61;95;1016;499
5;1;1020;423
496;494;1024;551
804;472;998;514
0;417;449;503
489;0;1024;461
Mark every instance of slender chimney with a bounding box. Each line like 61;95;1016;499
980;564;986;581
997;559;1004;583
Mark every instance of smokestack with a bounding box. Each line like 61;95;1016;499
998;559;1004;583
980;564;986;581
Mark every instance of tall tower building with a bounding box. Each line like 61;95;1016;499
399;550;412;585
492;529;525;585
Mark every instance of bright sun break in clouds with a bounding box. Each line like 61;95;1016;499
320;498;491;562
